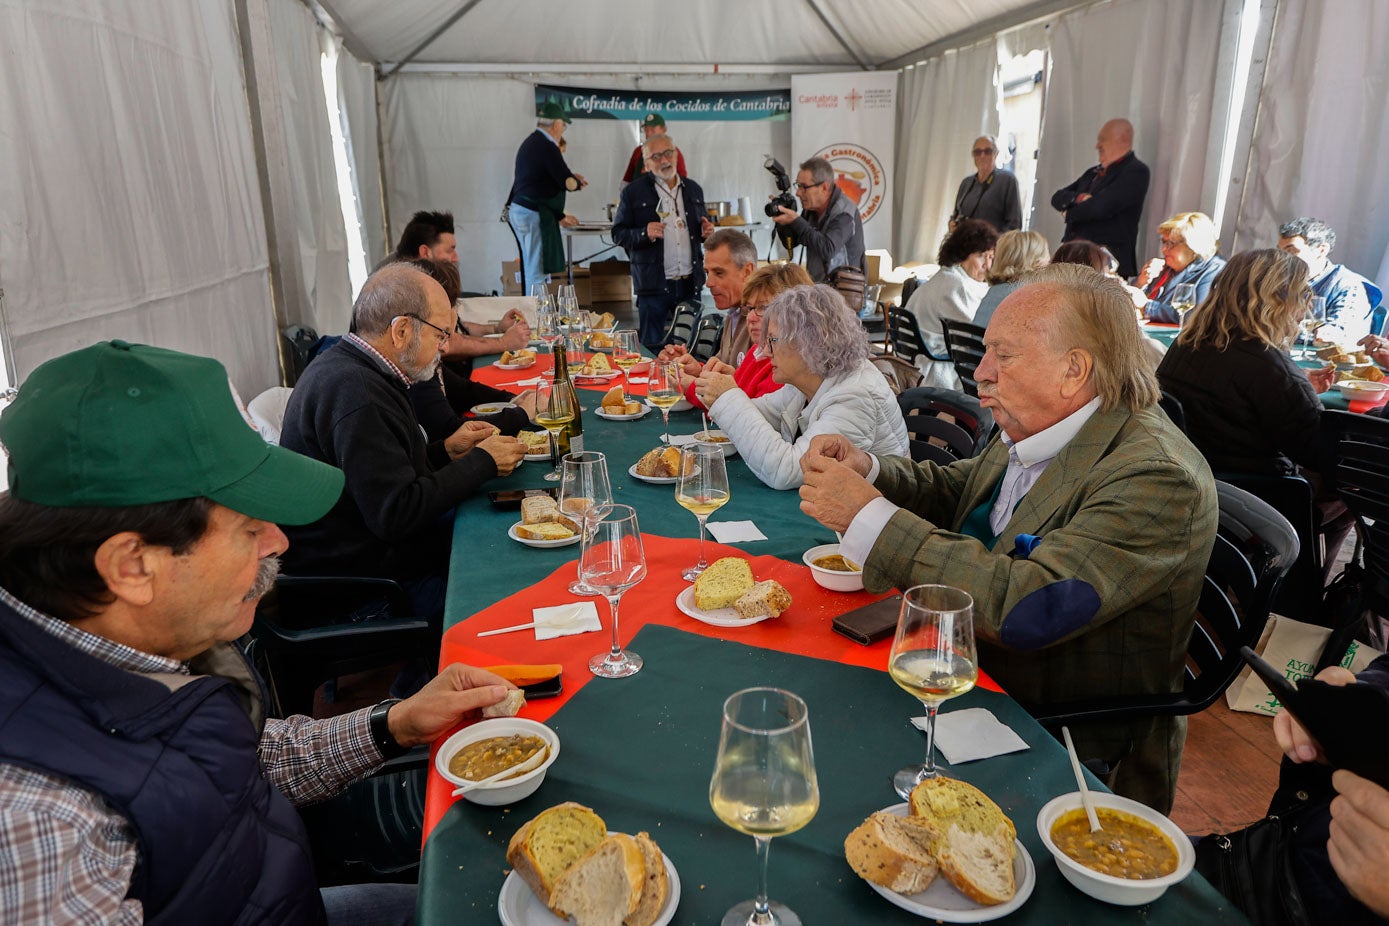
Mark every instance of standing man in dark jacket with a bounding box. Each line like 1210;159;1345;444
612;133;714;347
1051;118;1150;278
772;156;866;284
0;339;515;924
507;101;587;291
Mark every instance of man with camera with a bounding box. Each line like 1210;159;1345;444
770;156;866;286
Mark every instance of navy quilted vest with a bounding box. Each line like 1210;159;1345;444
0;600;325;925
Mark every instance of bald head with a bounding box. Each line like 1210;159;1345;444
1096;119;1134;168
353;263;445;337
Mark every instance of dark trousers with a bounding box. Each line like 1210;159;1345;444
636;275;698;348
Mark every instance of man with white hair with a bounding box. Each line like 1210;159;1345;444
506;101;587;290
278;264;524;617
1052;118;1150;278
800;263;1217;812
771;156;866;285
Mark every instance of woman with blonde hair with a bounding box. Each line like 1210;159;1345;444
1136;211;1226;322
974;230;1049;327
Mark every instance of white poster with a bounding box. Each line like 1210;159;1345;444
791;72;897;253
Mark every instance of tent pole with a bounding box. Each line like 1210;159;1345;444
308;0;376;65
878;0;1086;70
374;70;393;262
801;0;872;70
383;0;487;79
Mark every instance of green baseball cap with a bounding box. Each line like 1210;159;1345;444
538;101;572;124
0;340;343;525
641;112;666;129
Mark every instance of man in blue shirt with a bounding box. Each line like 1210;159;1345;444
506;102;587;291
1278;217;1383;341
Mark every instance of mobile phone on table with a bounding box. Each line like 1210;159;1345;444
1240;646;1389;789
832;595;903;646
488;487;559;509
520;674;563;699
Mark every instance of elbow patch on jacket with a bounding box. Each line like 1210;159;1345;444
998;580;1102;650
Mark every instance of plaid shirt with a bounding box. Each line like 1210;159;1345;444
0;587;386;924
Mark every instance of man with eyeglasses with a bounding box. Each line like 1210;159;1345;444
949;135;1022;233
612;133;715;348
771;156;866;285
279;263;525;626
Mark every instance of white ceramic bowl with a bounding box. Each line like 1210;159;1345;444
1036;792;1194;906
434;717;560;807
1337;380;1389;399
802;543;865;592
694;429;738;457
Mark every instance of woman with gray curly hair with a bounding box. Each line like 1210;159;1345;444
694;283;909;490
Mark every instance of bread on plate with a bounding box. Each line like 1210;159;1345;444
693;557;755;610
515;522;575;542
844;811;940;894
634;447;681;478
733;580;792;620
549;834;644;926
909;777;1016;905
507;802;607;908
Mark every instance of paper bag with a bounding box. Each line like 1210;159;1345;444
1226;615;1382;716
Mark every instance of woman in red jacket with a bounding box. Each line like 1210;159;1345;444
685;262;813;409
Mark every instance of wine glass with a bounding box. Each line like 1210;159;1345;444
536;305;563;378
535;378;577;482
1170;282;1197;328
557;292;582;361
612;329;642;400
676;443;730;581
649;359;683;445
581;504;646;678
1299;295;1327;359
889;585;978;798
559;451;613;596
709;687;819;926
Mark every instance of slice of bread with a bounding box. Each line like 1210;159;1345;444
634;446;682;477
693;557;755;610
521;495;561;525
908;778;1016;904
549;833;644;925
733;580;792;620
583;354;612;375
481;687;526;718
627;832;669;926
601;386;626;409
623;402;642;416
516;522;575;541
506;803;607;907
844;811;940;895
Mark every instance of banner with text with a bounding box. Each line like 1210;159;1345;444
791;72;897;252
535;84;790;122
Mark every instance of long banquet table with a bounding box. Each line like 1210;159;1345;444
416;349;1242;924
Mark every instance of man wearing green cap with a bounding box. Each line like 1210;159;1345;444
620;112;687;191
506;100;588;290
0;340;516;923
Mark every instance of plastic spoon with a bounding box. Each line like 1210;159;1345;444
450;746;550;796
1061;725;1103;833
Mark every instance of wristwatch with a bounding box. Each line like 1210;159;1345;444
368;698;410;759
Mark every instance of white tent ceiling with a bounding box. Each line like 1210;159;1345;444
317;0;1055;70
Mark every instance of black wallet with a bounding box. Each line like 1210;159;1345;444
831;595;903;646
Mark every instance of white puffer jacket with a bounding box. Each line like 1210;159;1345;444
708;359;910;490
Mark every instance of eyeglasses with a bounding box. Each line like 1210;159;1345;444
795;181;826;191
1159;237;1182;249
766;335;781;353
745;304;768;317
972;148;996;157
395;314;452;345
647;148;677;161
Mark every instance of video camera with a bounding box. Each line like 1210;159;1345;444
763;156;797;218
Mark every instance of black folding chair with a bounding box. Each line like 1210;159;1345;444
897;386;994;457
688;314;725;363
281;324;320;383
660;301;702;349
940;319;988;398
887;306;949;366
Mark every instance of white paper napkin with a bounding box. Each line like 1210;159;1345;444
915;707;1030;765
666;433;699;447
533;602;602;641
706;520;768;543
627;376;650;384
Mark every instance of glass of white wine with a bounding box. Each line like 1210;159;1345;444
676;444;730;580
612;329;643;401
648;358;683;445
581;504;646;678
889;584;977;798
709;687;819;926
559;451;612;596
1299;295;1327;359
1170;282;1197;328
534;378;577;482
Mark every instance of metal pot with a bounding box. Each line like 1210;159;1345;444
706;201;732;219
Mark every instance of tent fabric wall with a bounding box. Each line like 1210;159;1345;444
1231;0;1389;283
266;0;353;335
0;0;278;394
1032;0;1227;264
337;47;386;267
383;74;790;297
894;41;1000;265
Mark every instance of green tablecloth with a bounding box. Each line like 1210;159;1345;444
417;625;1240;925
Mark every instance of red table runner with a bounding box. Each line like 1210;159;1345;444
423;534;1000;837
471;352;652;395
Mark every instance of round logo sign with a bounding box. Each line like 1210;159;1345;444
811;143;886;224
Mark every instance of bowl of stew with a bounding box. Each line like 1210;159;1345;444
802;543;864;592
434;717;560;806
1036;792;1194;905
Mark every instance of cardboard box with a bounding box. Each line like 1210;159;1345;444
865;249;893;285
500;260;523;296
588;259;632;304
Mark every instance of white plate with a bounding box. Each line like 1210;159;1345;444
674;585;773;628
498;841;680;926
494;359;537;370
625;461;702;486
574;370;621;381
596;405;652;421
865;803;1035;922
507;522;580;548
471;402;516;416
524;451;555;462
